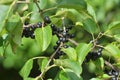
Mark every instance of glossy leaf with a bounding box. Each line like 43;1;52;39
35;26;52;52
54;59;82;76
57;0;87;10
105;44;120;58
83;18;98;34
19;59;33;79
61;47;77;61
76;43;92;65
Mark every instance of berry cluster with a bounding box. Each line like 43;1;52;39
22;16;51;39
84;48;103;62
105;69;119;80
22;22;42;39
51;24;75;58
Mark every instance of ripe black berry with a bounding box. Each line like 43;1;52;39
56;40;61;45
24;21;29;25
69;34;75;38
37;22;42;28
44;16;51;24
63;45;69;48
62;32;67;36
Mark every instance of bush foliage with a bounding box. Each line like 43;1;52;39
0;0;120;80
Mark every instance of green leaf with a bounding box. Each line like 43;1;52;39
106;21;120;36
61;47;77;61
93;58;104;74
108;21;120;29
82;18;98;34
0;0;17;33
0;5;9;33
87;3;96;21
24;78;35;80
35;26;52;52
39;0;48;9
5;13;22;45
54;59;82;76
37;58;48;72
114;34;120;42
0;0;13;4
57;0;87;10
76;43;92;65
19;59;33;79
58;69;82;80
105;44;120;58
0;37;3;46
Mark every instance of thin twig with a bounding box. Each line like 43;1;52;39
104;60;116;70
42;7;57;13
35;43;63;80
68;38;78;46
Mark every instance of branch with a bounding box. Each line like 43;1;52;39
42;7;57;13
104;60;117;70
68;38;78;46
35;43;63;80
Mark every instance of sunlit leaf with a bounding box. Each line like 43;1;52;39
37;57;48;72
83;18;98;34
76;43;92;65
105;44;120;58
19;59;33;79
61;47;77;61
54;59;82;76
35;26;52;52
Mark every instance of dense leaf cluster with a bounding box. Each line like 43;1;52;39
0;0;120;80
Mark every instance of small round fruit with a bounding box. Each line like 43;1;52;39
44;16;51;24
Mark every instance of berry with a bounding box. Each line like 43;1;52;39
62;37;67;42
30;25;36;30
56;40;61;45
30;34;35;39
57;28;63;33
62;32;67;36
63;45;69;48
98;48;103;52
44;16;51;24
111;77;117;80
53;46;58;50
67;25;72;30
37;22;42;28
24;21;29;25
69;34;75;38
59;37;63;41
